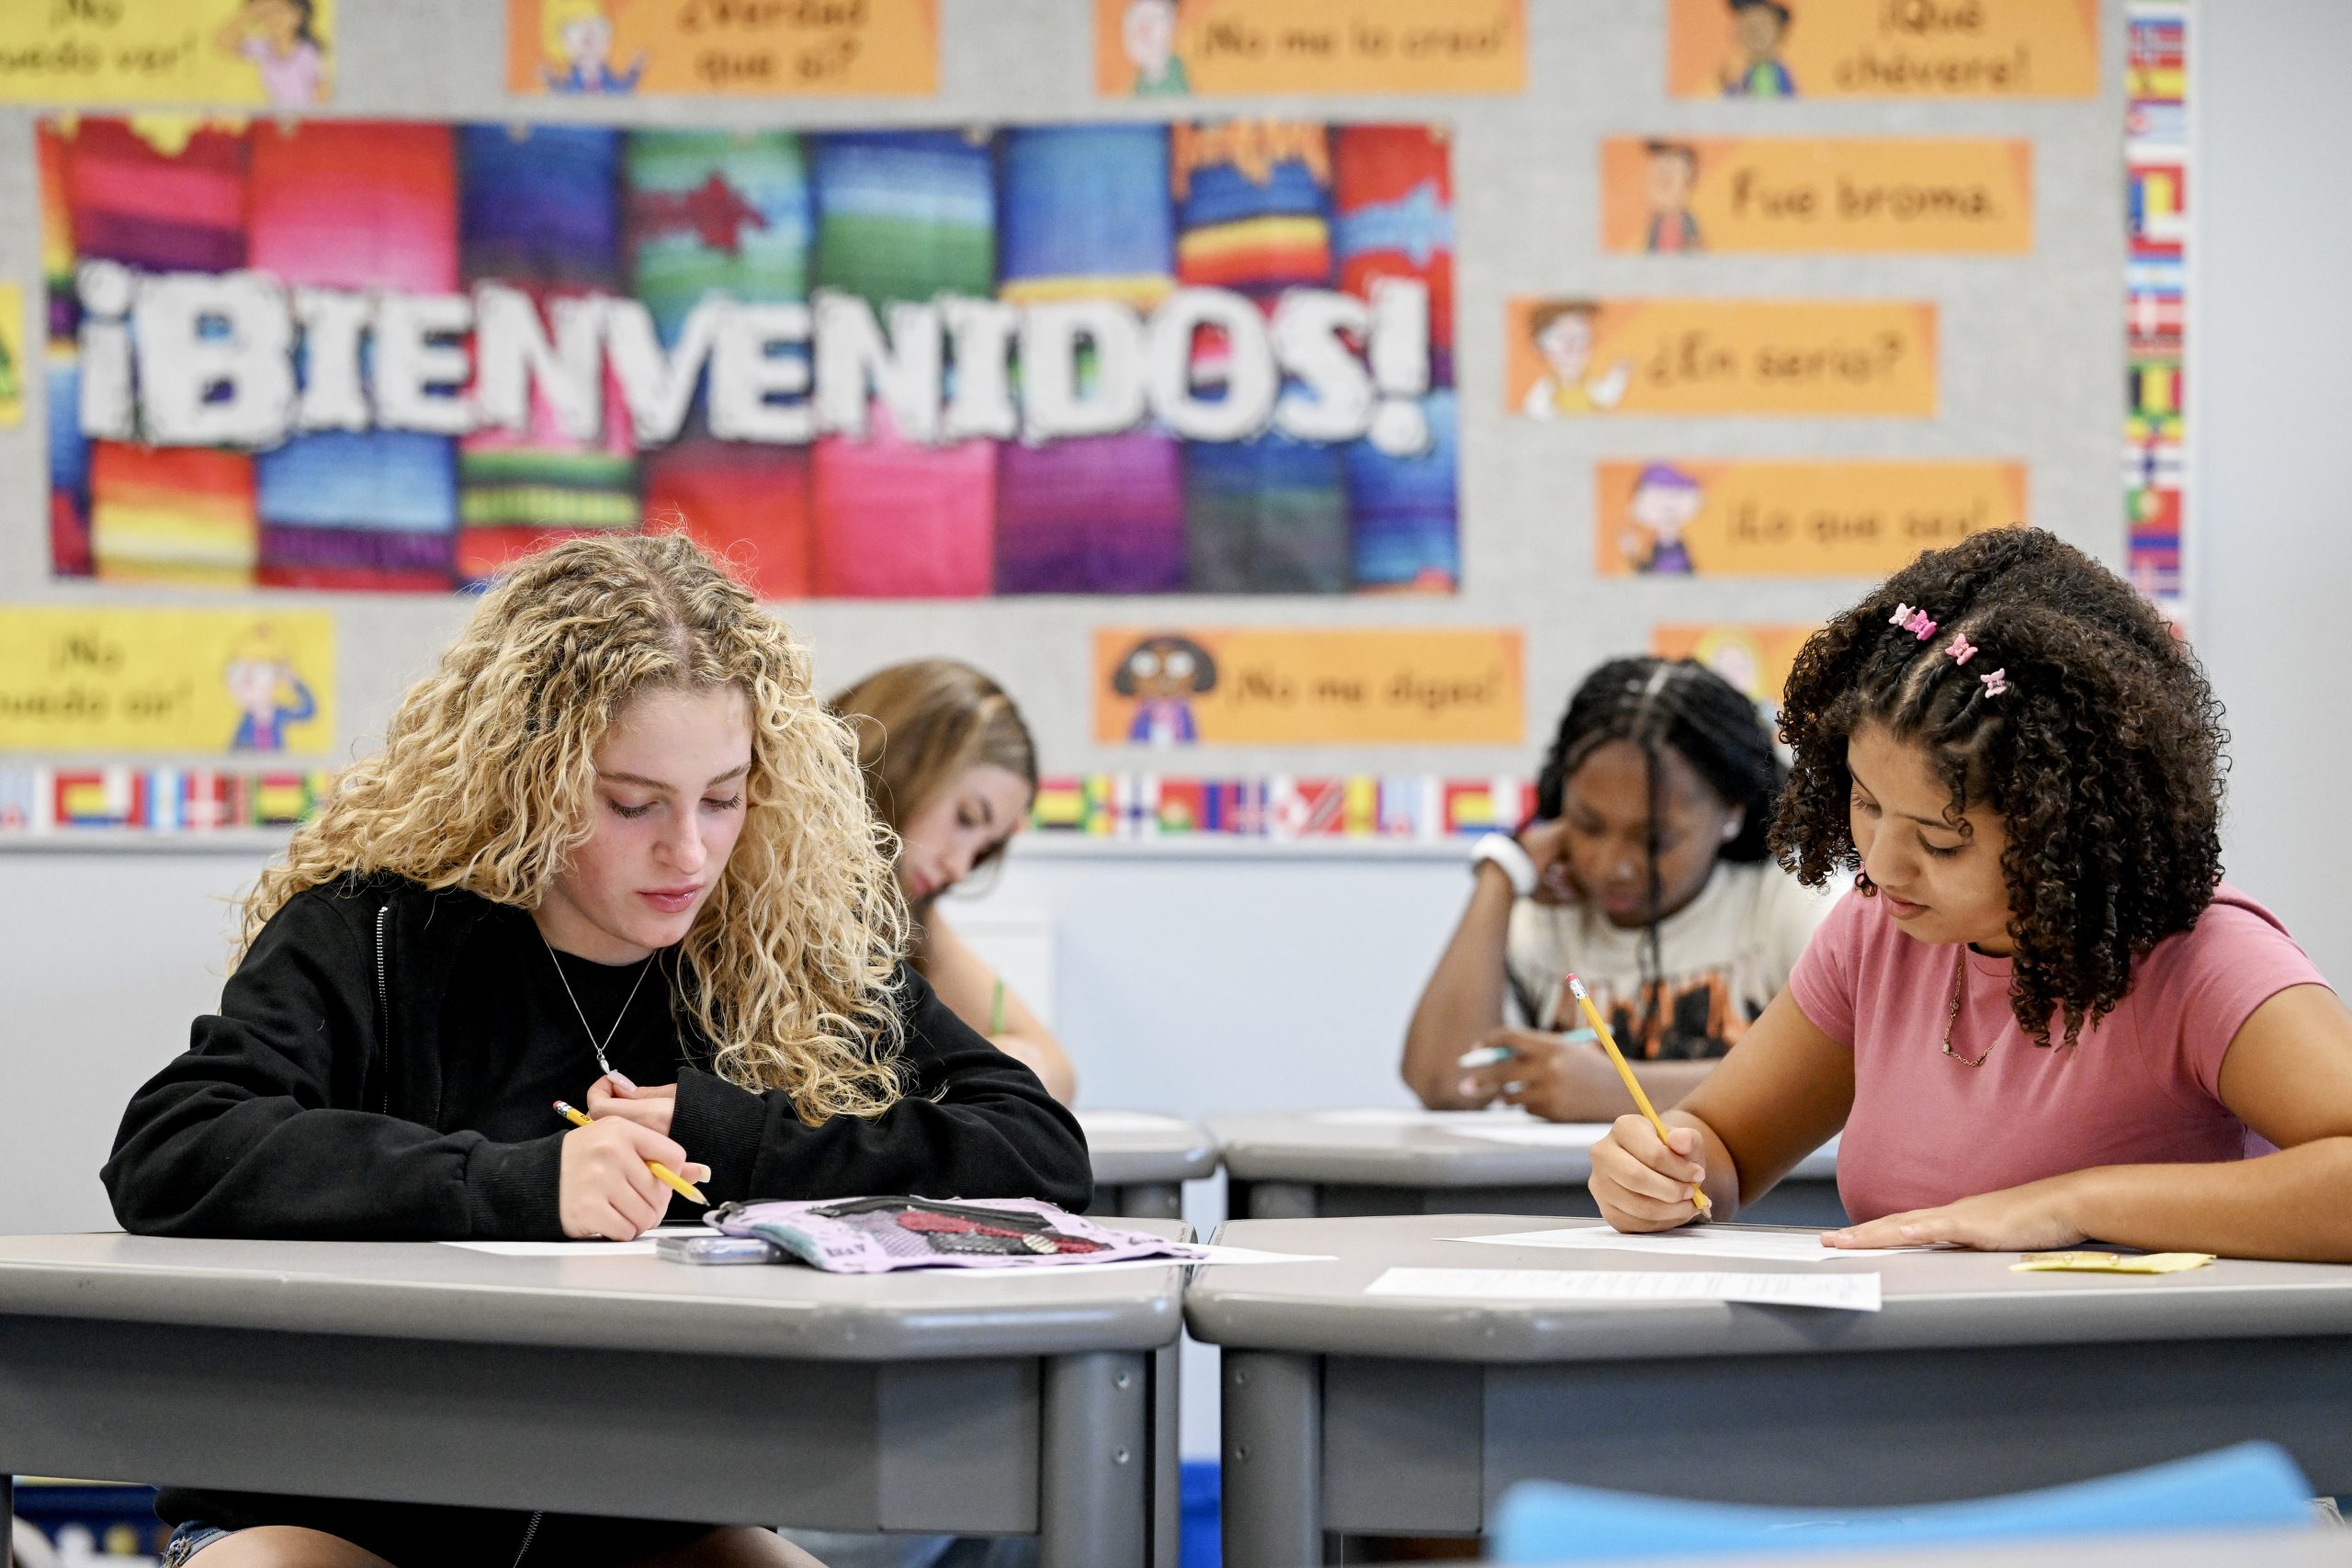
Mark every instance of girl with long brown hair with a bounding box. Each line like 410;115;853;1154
831;660;1076;1102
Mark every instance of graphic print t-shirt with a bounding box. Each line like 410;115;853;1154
1503;859;1836;1059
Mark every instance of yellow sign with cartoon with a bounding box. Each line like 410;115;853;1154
0;284;23;429
505;0;937;96
1507;299;1938;419
0;608;334;755
1651;623;1819;712
1598;461;2023;577
1094;627;1522;746
1667;0;2098;100
0;0;334;107
1600;137;2033;254
1093;0;1524;96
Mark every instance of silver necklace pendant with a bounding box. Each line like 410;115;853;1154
538;926;656;1077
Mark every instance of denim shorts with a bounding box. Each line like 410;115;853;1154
163;1520;232;1565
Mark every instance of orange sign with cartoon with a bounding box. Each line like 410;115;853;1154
1507;299;1939;419
1093;0;1524;97
505;0;937;96
1095;627;1522;746
1651;623;1818;712
1667;0;2098;100
1600;137;2033;254
1598;461;2023;578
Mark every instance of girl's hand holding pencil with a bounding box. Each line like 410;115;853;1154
1566;973;1716;1228
555;1103;712;1242
1589;1112;1716;1233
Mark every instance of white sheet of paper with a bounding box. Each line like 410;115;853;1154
440;1226;703;1258
1447;1223;1925;1263
1077;1110;1199;1134
464;1240;658;1257
1441;1122;1611;1149
1365;1266;1883;1313
1192;1245;1336;1267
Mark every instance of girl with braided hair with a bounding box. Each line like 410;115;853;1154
1590;528;2352;1259
1404;657;1828;1122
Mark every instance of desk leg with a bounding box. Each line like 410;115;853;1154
1091;1184;1185;1222
1223;1350;1321;1568
1040;1350;1150;1568
1239;1181;1318;1221
1153;1339;1181;1568
1125;1183;1184;1222
3;1472;13;1568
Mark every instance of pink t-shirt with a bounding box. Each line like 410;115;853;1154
1790;885;2328;1222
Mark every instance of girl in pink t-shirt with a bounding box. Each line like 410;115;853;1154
1590;527;2352;1259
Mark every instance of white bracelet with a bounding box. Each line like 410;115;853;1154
1470;832;1538;898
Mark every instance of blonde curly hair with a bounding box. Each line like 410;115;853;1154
243;532;910;1122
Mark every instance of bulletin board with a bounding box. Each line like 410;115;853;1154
0;0;2138;836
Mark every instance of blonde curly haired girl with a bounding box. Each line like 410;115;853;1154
107;533;1087;1568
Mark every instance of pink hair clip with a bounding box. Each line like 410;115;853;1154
1902;609;1938;641
1889;604;1916;627
1946;633;1978;666
1979;668;2008;697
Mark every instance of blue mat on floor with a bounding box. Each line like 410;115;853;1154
1181;1461;1220;1568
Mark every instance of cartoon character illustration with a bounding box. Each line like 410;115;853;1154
224;627;317;753
1690;626;1780;726
540;0;646;94
1123;0;1191;96
215;0;327;109
1521;301;1632;417
1690;626;1765;701
1113;634;1216;745
1623;464;1703;574
1720;0;1796;97
1643;141;1703;253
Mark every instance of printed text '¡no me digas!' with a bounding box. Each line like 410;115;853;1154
70;262;1437;457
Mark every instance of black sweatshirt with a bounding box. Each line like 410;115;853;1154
102;874;1091;1560
106;874;1091;1236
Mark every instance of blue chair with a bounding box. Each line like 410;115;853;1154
1494;1442;2315;1563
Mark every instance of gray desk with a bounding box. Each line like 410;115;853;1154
1078;1111;1219;1222
1212;1111;1845;1227
0;1228;1191;1568
1188;1214;2352;1568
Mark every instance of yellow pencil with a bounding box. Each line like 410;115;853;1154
553;1100;707;1206
1563;975;1711;1216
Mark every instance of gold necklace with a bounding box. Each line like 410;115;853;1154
1940;943;1991;1066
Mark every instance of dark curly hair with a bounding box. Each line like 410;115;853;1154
1530;658;1785;1048
1770;527;2226;1048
